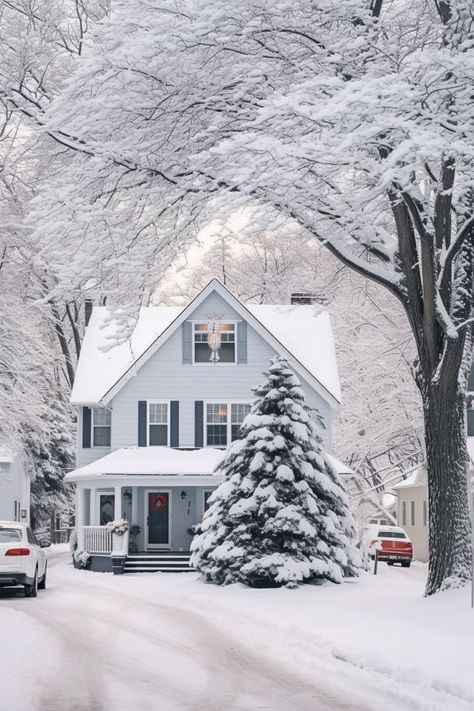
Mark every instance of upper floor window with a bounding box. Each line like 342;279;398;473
93;407;111;447
193;323;236;364
205;402;251;446
148;402;169;446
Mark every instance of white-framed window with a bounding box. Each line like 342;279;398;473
148;401;169;446
92;407;111;447
193;323;236;364
205;402;251;446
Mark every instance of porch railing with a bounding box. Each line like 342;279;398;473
83;525;112;553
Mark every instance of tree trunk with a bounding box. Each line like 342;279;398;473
423;376;472;595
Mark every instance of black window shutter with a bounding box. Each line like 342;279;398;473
170;401;179;447
138;401;147;446
237;321;248;364
82;407;92;448
195;401;204;447
182;322;192;364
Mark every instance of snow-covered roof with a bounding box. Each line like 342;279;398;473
326;454;357;478
71;279;341;405
248;304;340;403
65;447;226;481
392;467;427;490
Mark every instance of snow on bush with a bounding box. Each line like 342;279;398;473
106;519;130;536
191;357;360;587
73;549;91;569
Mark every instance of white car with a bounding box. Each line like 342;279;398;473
0;521;50;597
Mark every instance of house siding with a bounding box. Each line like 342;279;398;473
76;291;333;468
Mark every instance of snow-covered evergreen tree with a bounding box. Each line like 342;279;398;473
191;358;360;587
25;392;75;529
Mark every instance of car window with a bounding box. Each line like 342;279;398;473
0;528;22;542
26;528;39;546
378;531;406;539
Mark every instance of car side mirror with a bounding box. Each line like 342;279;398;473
40;540;51;548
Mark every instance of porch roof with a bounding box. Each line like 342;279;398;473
65;447;226;482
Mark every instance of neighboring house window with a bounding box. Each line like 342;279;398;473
148;402;169;446
206;402;251;446
467;406;474;436
401;501;407;526
93;407;111;447
410;501;415;526
99;494;115;525
423;500;428;527
193;323;236;363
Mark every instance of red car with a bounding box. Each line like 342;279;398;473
367;525;413;567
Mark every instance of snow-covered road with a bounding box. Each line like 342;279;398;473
0;549;363;711
1;549;473;711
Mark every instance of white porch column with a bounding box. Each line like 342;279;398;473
131;486;138;525
114;485;122;520
90;487;97;526
76;485;85;549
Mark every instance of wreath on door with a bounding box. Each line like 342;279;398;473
150;494;168;513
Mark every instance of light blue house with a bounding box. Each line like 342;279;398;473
66;279;348;572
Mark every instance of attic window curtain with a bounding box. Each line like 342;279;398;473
182;321;247;363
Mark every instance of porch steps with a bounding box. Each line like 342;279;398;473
123;552;193;573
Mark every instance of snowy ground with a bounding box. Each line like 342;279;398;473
1;547;473;711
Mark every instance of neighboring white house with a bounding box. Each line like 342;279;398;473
65;278;353;572
392;468;429;562
0;449;31;524
392;372;474;564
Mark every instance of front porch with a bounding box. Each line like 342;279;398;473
76;483;216;558
66;447;225;572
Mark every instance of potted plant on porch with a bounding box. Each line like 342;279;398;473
106;519;130;573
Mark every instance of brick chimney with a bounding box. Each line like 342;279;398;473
290;292;328;306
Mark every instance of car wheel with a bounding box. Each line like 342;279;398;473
38;564;47;590
24;569;38;598
401;561;411;568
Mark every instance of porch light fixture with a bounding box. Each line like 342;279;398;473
180;490;187;500
123;489;132;502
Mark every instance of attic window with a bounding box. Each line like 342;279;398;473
194;323;236;363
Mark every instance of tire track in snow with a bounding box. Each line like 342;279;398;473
49;572;370;711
